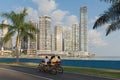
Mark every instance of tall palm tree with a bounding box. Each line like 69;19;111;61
93;0;120;36
0;8;38;63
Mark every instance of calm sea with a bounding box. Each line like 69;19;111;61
81;56;120;61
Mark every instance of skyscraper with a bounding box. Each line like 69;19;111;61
54;25;63;51
51;33;55;51
64;27;72;52
80;6;88;56
27;20;38;54
72;23;79;51
39;16;51;54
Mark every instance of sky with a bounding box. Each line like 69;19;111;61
0;0;120;57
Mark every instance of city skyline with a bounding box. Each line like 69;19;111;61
26;13;88;56
0;0;120;56
0;12;88;57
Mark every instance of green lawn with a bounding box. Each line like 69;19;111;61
0;62;120;79
63;66;120;79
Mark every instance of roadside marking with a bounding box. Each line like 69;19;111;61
0;68;53;80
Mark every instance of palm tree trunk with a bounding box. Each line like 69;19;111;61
16;47;19;63
16;35;21;63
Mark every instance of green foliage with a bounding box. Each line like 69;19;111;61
101;0;120;3
93;0;120;36
0;8;38;43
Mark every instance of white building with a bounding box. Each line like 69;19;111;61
80;6;88;56
54;25;63;52
72;23;80;51
64;27;72;52
51;33;55;51
38;16;51;54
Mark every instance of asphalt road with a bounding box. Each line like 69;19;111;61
0;65;119;80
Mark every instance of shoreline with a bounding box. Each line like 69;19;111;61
0;55;120;60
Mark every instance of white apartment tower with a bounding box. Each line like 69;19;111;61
54;25;63;51
80;6;88;56
72;23;80;51
39;16;51;54
51;33;55;51
64;27;72;52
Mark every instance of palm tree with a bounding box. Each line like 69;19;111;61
0;8;38;63
93;0;120;36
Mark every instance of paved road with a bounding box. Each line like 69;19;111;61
0;65;119;80
0;67;52;80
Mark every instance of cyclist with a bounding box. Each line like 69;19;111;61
56;56;61;66
50;55;57;66
57;56;61;62
44;56;49;66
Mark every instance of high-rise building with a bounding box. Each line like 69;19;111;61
1;20;12;50
27;20;38;54
64;27;72;52
54;25;63;51
39;16;51;54
51;33;55;51
80;6;88;56
72;23;80;51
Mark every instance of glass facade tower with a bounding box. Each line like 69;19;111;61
80;6;88;53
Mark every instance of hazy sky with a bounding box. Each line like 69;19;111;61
0;0;120;56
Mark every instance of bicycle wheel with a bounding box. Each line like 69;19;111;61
37;66;41;72
57;66;63;73
37;64;44;72
51;68;57;75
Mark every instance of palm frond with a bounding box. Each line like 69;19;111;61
108;2;120;19
21;31;35;41
18;8;27;24
8;25;17;32
101;0;120;3
1;11;17;23
23;22;38;33
106;20;120;35
0;24;10;29
3;31;15;43
93;13;110;29
27;33;35;40
93;1;120;31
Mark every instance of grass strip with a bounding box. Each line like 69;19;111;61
63;66;120;79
